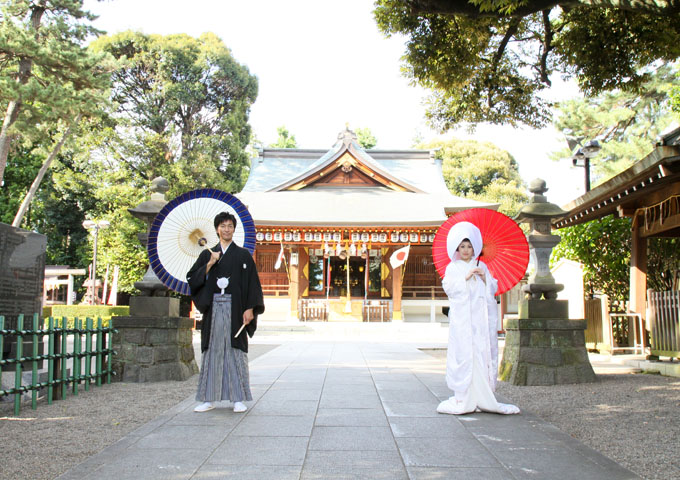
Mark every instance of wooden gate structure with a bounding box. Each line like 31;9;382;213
647;290;680;358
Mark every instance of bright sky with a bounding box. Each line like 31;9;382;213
84;0;586;205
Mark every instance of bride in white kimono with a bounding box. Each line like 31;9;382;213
437;221;520;415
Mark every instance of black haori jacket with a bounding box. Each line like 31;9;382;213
187;243;265;353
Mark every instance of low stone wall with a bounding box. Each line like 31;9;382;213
112;316;198;382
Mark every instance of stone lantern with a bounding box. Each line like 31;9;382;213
111;177;198;382
128;176;170;297
499;179;595;385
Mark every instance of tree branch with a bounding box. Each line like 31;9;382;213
12;114;81;228
404;0;680;17
539;9;553;85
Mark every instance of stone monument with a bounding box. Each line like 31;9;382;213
499;179;596;385
111;177;198;382
0;223;46;370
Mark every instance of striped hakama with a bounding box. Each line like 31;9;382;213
196;294;252;402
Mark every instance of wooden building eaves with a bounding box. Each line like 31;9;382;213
553;145;680;229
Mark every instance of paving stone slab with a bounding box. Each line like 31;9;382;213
248;399;319;416
78;447;209;480
382;400;441;417
396;436;502;468
492;445;640;480
389;416;466;437
377;388;438;403
374;379;428;390
230;414;314;436
258;387;322;402
192;464;302;479
471;424;564;448
123;412;172;437
269;380;323;391
322;383;377;395
134;424;231;450
315;407;389;427
323;376;375;386
301;466;408;479
166;408;245;427
309;426;397;451
207;436;308;466
319;392;382;409
302;449;404;468
407;466;516;480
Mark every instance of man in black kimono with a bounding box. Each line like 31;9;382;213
187;211;265;413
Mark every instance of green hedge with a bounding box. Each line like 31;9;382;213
42;305;129;329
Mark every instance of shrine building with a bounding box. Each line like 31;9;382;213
237;128;497;322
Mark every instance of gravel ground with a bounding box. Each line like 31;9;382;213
425;349;680;480
1;342;678;480
0;343;278;480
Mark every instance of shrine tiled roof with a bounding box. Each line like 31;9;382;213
237;129;497;225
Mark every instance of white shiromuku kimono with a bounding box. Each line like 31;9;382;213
437;222;519;415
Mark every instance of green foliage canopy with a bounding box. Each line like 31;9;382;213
90;31;258;197
551;216;631;303
269;125;298;148
356;127;378;149
0;0;110;186
62;31;260;294
374;0;680;129
420;137;528;215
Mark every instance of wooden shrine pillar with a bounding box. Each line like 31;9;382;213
630;217;647;344
289;246;299;320
392;264;403;321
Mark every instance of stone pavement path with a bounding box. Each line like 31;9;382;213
57;341;638;480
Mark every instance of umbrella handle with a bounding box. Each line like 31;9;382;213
234;323;246;338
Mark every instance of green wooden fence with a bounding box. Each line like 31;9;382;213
0;313;116;416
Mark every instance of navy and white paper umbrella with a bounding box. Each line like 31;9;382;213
147;189;256;295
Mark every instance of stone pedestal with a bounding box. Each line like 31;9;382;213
499;299;596;385
111;316;198;382
129;296;179;317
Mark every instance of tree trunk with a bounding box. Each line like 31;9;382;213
12;114;81;228
0;101;21;185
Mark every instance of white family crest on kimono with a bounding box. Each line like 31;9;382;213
437;221;519;415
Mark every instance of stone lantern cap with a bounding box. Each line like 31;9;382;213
514;178;567;223
128;177;169;223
